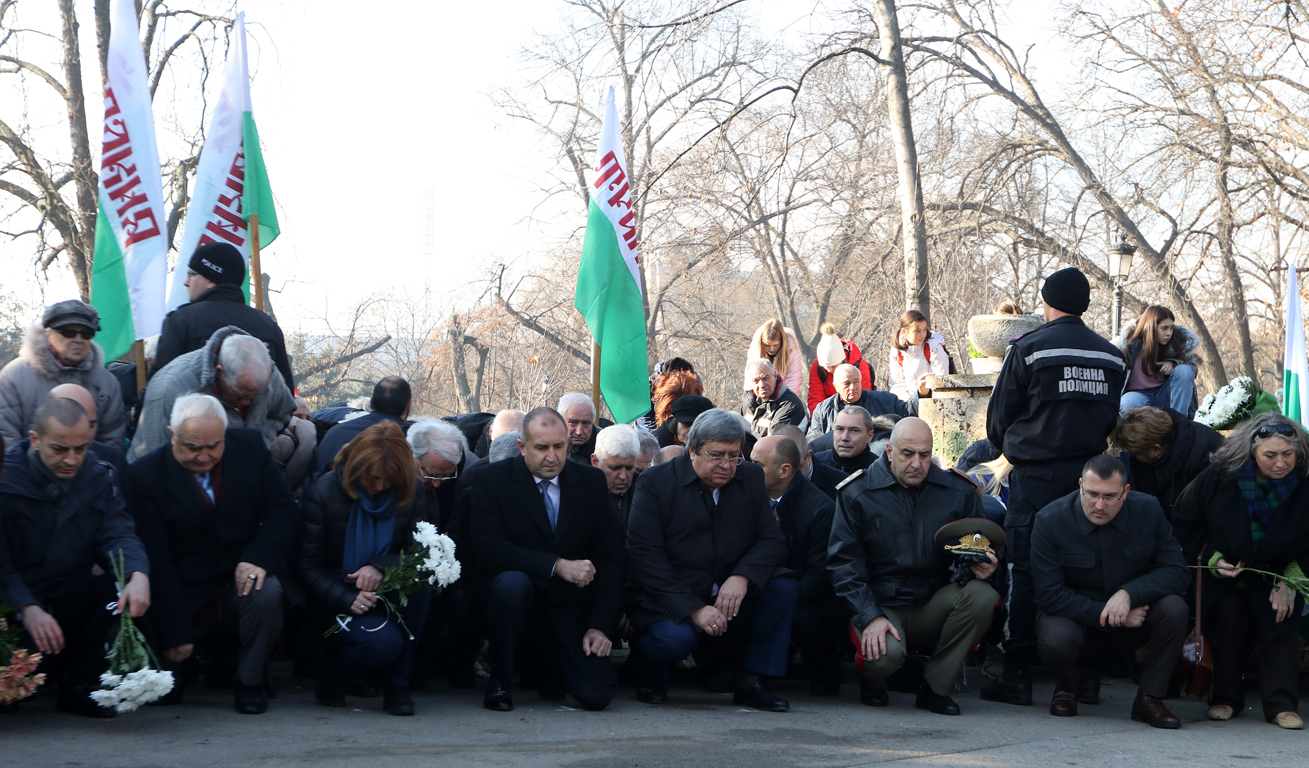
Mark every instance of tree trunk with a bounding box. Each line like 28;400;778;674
871;0;930;321
59;0;96;299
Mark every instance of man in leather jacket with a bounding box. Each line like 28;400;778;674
828;418;999;716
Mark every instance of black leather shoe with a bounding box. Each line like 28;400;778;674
733;678;789;712
483;679;513;712
915;683;961;716
1078;673;1101;705
637;687;667;705
860;678;889;707
384;685;415;716
234;685;268;715
56;685;116;719
979;668;1032;706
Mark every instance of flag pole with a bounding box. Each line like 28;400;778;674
133;339;146;396
250;214;264;312
591;340;602;416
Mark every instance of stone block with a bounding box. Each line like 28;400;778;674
968;314;1041;358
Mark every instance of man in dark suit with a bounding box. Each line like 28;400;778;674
626;408;796;712
752;434;844;695
315;376;412;474
773;425;844;500
591;424;640;529
128;393;299;715
1032;455;1189;727
470;407;623;712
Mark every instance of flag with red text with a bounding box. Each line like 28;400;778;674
90;0;169;361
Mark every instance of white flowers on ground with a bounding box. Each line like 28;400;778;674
1196;376;1256;429
413;521;461;588
91;668;175;713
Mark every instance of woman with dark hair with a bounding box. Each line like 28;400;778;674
295;421;432;716
887;309;950;409
1115;305;1198;415
745;319;805;395
1172;413;1309;729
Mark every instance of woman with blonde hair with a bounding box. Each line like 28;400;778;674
296;421;432;716
745;319;805;395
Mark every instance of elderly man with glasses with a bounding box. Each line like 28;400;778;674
1031;454;1189;728
0;300;127;447
625;408;796;712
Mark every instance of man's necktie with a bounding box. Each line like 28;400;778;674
539;479;558;530
197;472;215;504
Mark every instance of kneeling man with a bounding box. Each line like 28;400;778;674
129;394;299;714
1032;454;1189;728
470;407;623;712
828;417;999;716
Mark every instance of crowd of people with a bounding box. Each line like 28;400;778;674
0;245;1304;734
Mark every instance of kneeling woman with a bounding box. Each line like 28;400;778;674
1173;414;1309;729
1116;305;1198;415
296;421;432;715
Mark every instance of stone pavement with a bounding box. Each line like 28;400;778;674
3;671;1305;768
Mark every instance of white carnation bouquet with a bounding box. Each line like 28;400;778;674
90;551;174;713
1195;376;1278;430
328;521;461;640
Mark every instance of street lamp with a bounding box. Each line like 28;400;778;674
1108;233;1136;339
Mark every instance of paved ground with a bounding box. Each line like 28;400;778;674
3;670;1306;768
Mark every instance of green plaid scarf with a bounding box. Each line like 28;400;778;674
1236;461;1301;528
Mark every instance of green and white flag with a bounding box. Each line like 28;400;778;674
90;0;169;361
1283;262;1309;426
574;87;649;423
168;11;278;310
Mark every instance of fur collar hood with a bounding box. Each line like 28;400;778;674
19;324;105;378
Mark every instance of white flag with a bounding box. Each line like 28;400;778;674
168;12;255;311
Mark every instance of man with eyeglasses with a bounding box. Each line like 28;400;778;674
0;300;127;448
626;408;796;712
1031;454;1189;728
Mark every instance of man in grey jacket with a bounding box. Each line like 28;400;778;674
0;300;127;448
129;326;294;461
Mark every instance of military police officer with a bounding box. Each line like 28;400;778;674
980;267;1127;706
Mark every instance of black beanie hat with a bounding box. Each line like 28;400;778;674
189;242;246;286
1041;267;1091;315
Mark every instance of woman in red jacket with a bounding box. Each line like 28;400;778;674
807;322;874;414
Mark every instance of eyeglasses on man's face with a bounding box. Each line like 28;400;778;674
1080;487;1125;505
700;451;744;467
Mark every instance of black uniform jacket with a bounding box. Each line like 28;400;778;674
625;454;787;628
987;315;1126;467
1031;489;1189;630
469;456;623;637
129;429;300;648
150;283;296;390
0;440;148;610
1172;463;1309;637
827;455;986;630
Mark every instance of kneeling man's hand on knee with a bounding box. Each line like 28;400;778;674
861;616;900;660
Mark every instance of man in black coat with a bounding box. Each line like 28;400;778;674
814;407;878;476
1032;455;1189;728
558;392;614;463
151;242;295;391
1112;406;1222;520
48;383;127;479
626;408;796;712
828;418;999;716
753;434;843;695
983;267;1128;706
772;425;844;500
743;359;808;439
315;376;412;474
0;398;150;717
128;393;299;715
470;407;624;712
591;424;640;530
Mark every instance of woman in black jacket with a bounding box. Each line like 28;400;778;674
296;421;431;716
1172;413;1309;729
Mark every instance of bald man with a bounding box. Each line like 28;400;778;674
753;435;844;695
47;384;127;478
827;417;1000;716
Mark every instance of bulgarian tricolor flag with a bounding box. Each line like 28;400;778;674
168;11;279;311
89;0;169;362
1283;262;1309;426
574;87;649;423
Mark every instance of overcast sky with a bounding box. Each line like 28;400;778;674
1;0;1064;333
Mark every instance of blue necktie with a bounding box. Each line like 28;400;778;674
196;472;215;504
539;479;558;530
